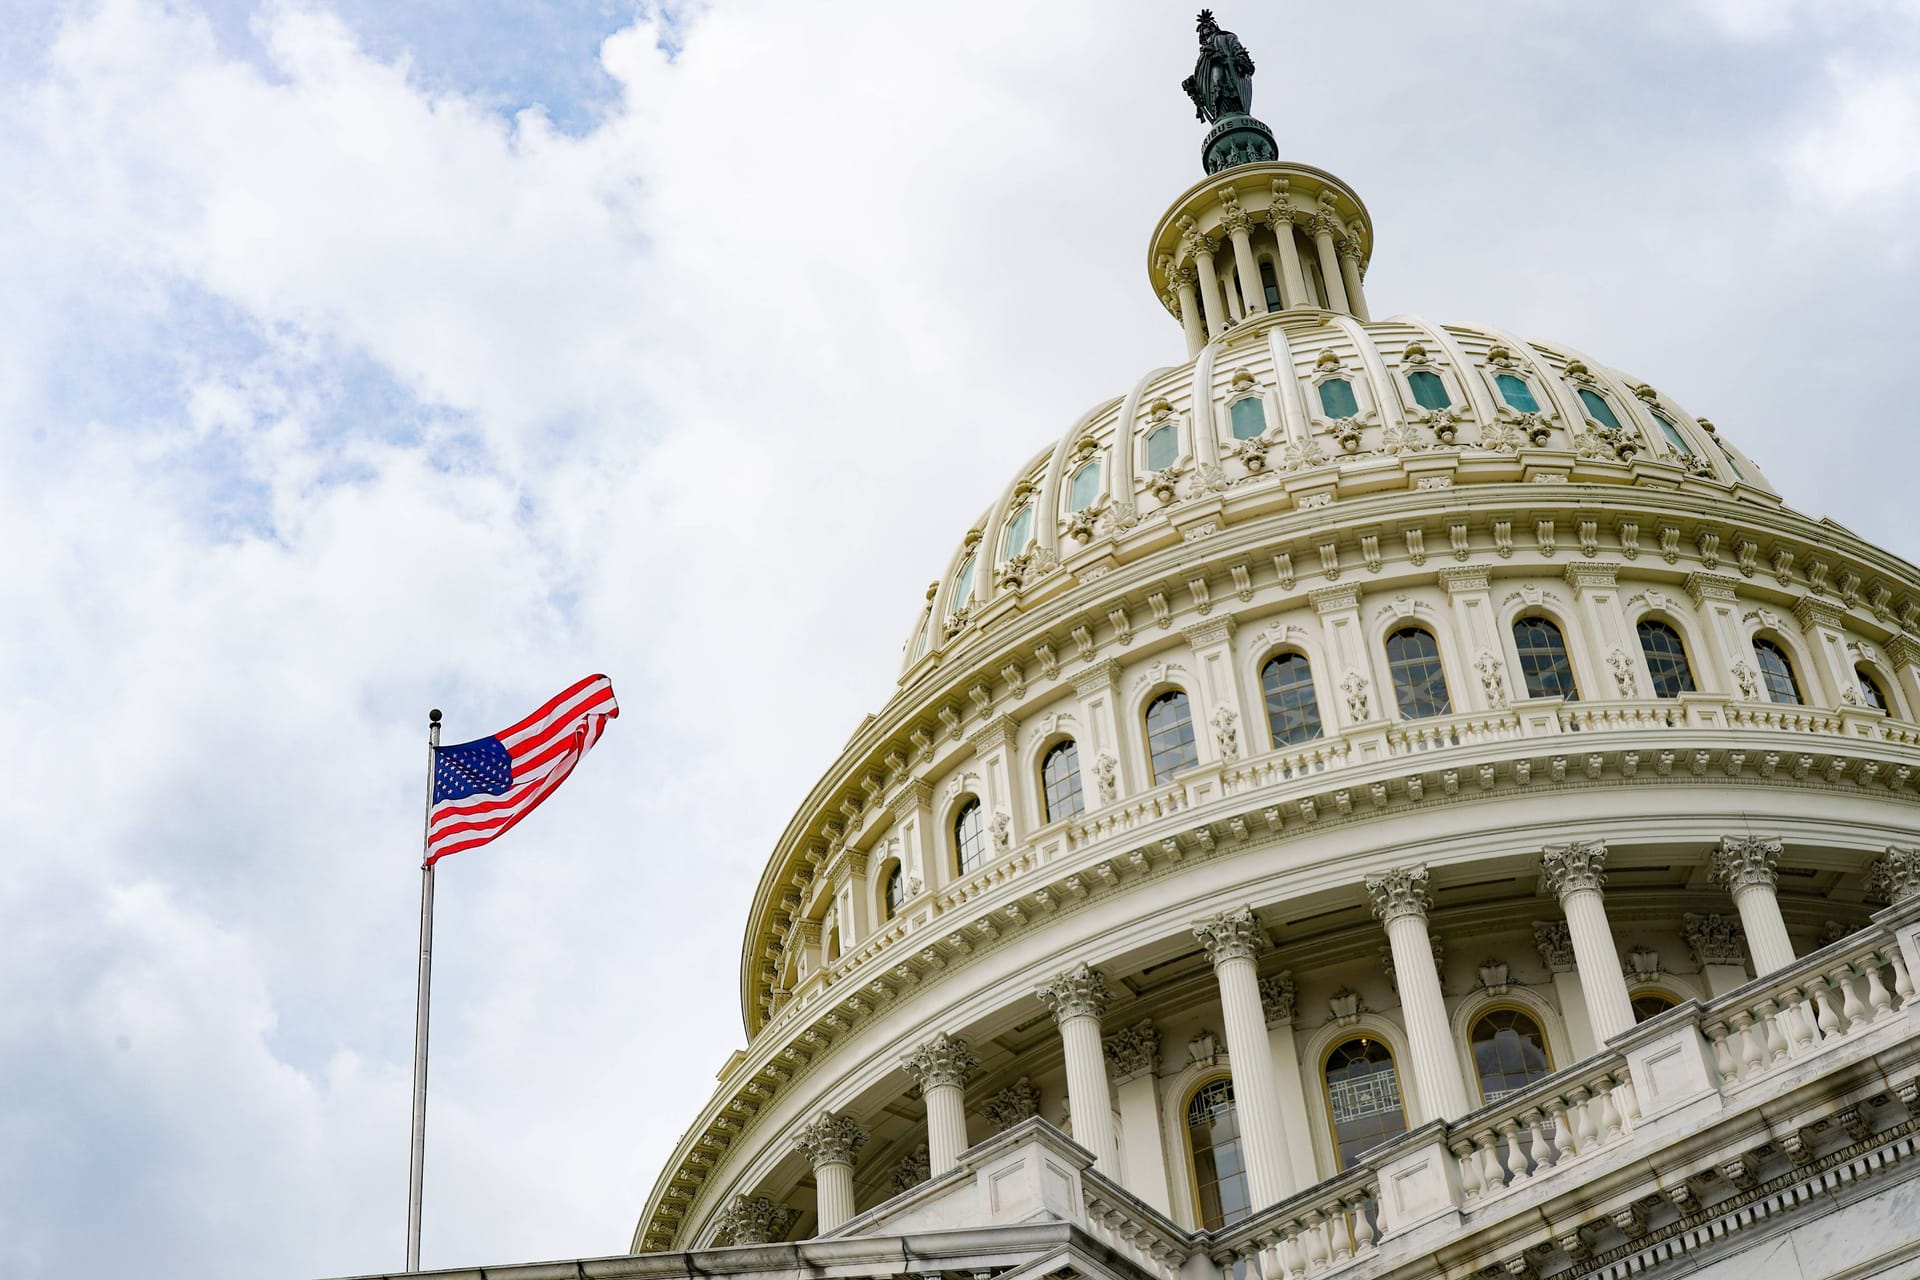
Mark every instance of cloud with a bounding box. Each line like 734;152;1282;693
1786;60;1920;203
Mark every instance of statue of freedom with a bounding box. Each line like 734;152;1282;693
1181;10;1256;123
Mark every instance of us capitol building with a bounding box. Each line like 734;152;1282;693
364;14;1920;1280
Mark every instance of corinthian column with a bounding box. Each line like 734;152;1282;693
1035;963;1116;1172
791;1111;868;1234
1310;201;1351;314
1710;837;1795;975
1365;866;1471;1118
1219;195;1266;317
1188;231;1228;335
901;1032;977;1174
1540;841;1636;1043
1192;907;1294;1207
1872;846;1920;904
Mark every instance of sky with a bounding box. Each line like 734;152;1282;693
4;2;1920;1277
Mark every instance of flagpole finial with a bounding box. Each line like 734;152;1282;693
429;709;442;724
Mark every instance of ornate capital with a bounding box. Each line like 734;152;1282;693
1683;912;1747;966
1365;865;1432;924
1438;566;1490;595
1792;595;1845;632
890;1144;931;1193
1710;835;1783;892
1871;845;1920;904
1036;962;1112;1023
791;1111;869;1169
1072;658;1123;697
984;1077;1041;1132
1258;971;1297;1026
1183;615;1237;649
1562;562;1617;591
1532;920;1576;972
1219;202;1251;236
716;1194;795;1246
1684;571;1740;604
1308;583;1362;615
1186;231;1219;260
1540;840;1609;900
1103;1018;1161;1083
901;1032;978;1090
1192;905;1269;965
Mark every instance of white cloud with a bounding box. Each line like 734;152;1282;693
1786;60;1920;202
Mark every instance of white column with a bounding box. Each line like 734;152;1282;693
1257;971;1319;1191
1172;265;1206;356
1310;207;1352;315
1535;921;1598;1059
1793;596;1851;707
1711;837;1796;974
1540;841;1637;1043
1193;907;1295;1207
1036;963;1117;1173
1190;232;1228;335
1222;201;1265;317
1686;572;1749;693
1104;1020;1172;1213
1268;180;1310;310
792;1111;868;1234
1364;867;1472;1119
901;1032;977;1174
1337;236;1369;322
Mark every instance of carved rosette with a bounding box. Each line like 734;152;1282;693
1532;920;1576;973
791;1111;869;1170
1103;1019;1161;1084
984;1077;1041;1132
1683;912;1747;966
1870;845;1920;904
901;1032;979;1091
1035;962;1112;1023
1192;905;1269;965
1540;840;1609;901
1364;865;1432;925
1258;971;1297;1026
716;1194;796;1246
1710;836;1783;892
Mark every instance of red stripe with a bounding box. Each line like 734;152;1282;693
503;687;618;763
500;676;613;746
428;742;584;863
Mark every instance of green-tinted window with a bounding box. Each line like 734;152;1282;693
1318;378;1359;419
1260;262;1283;310
1069;462;1101;512
1146;424;1178;472
1495;373;1539;413
1003;506;1033;559
949;555;975;614
1230;397;1266;440
1652;412;1692;456
1407;370;1450;411
1577;388;1622;430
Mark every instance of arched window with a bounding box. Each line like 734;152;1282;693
1318;377;1359;419
1325;1037;1407;1170
1385;627;1452;719
1636;620;1697;698
1261;653;1323;746
1069;461;1101;512
1651;411;1693;456
1230;397;1266;440
1145;424;1178;472
1186;1077;1250;1229
1495;373;1539;413
1041;740;1085;822
1259;262;1282;311
950;555;976;615
1407;370;1450;411
1753;639;1802;705
883;865;904;920
1145;691;1199;783
1576;388;1623;431
1003;506;1033;559
1858;666;1890;713
1512;617;1579;701
953;799;986;874
1469;1008;1553;1102
1631;992;1678;1023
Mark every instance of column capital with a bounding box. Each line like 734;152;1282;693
1308;583;1362;615
1035;961;1112;1022
791;1112;869;1169
1683;912;1746;966
1532;920;1577;973
1186;230;1220;260
1870;845;1920;904
1792;595;1846;632
1541;840;1609;900
984;1077;1041;1133
1711;835;1783;891
1437;565;1490;595
1258;971;1297;1026
901;1031;978;1090
1072;658;1123;697
716;1194;795;1246
1563;562;1618;592
1684;571;1741;604
1365;865;1432;924
1103;1018;1161;1084
1886;633;1920;670
1192;905;1270;965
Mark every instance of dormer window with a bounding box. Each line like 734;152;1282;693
1069;461;1101;511
1146;423;1178;472
1407;370;1450;411
1651;410;1692;456
1495;373;1539;413
1318;377;1358;418
1003;506;1033;559
1230;397;1266;439
1576;388;1622;431
949;555;975;614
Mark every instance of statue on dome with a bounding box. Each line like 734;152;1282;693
1182;9;1256;123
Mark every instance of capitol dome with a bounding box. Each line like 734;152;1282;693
622;14;1920;1280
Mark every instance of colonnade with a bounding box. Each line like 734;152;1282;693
754;833;1861;1244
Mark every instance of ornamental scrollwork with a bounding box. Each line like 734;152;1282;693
1532;920;1576;972
1192;905;1268;965
1379;422;1427;455
1475;420;1525;455
1364;865;1432;924
1475;650;1509;710
791;1112;869;1169
1711;835;1783;892
1103;1019;1160;1083
1683;912;1746;966
1278;437;1329;471
984;1077;1041;1133
890;1144;931;1192
1731;661;1761;701
1035;962;1112;1023
1211;705;1240;760
1148;465;1186;505
1342;670;1372;721
1540;840;1608;900
1258;971;1296;1025
1870;845;1920;904
1092;751;1118;804
1328;418;1365;454
716;1194;796;1246
901;1032;978;1090
1608;647;1639;696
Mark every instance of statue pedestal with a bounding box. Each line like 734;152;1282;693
1201;113;1277;174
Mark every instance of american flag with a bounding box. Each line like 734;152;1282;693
426;675;619;864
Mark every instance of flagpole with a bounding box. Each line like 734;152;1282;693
406;708;441;1273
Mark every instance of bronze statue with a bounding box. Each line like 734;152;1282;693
1181;9;1256;123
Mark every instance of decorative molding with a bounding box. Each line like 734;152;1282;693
1870;845;1920;904
1103;1019;1161;1084
1035;962;1112;1022
1364;865;1431;924
1684;571;1740;604
791;1111;869;1169
1533;920;1576;973
1073;659;1123;697
715;1194;795;1246
1683;912;1747;966
1540;840;1608;899
1192;905;1269;965
984;1077;1041;1133
1258;971;1296;1026
1710;835;1783;892
889;1144;931;1193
